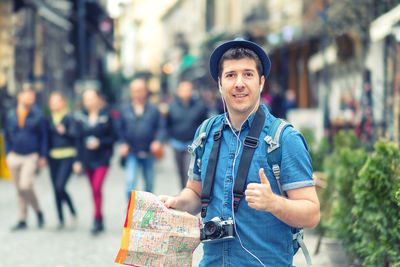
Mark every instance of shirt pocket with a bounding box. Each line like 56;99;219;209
247;152;282;195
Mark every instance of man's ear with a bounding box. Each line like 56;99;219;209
260;76;265;93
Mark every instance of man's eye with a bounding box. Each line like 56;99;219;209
226;73;235;78
245;72;253;77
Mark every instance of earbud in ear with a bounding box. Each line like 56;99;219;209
219;85;222;92
260;85;263;92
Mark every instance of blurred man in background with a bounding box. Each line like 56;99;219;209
166;80;208;188
4;84;47;231
118;78;166;200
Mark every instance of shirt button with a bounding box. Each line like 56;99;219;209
224;202;229;206
229;153;234;158
226;178;231;182
224;250;228;255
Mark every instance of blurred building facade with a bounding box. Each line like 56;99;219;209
0;0;114;130
113;0;400;144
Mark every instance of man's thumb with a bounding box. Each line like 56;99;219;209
259;168;268;184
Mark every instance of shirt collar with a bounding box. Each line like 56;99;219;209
223;104;267;131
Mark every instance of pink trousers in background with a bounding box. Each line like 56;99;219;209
86;166;108;220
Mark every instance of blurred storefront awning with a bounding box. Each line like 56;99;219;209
370;4;400;42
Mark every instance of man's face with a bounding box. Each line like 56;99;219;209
219;58;264;116
176;81;193;102
130;80;147;103
18;90;36;109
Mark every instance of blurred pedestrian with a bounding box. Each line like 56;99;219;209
47;92;78;229
4;85;47;231
166;80;208;188
118;78;166;200
73;89;115;235
283;89;297;119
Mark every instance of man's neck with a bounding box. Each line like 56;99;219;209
227;106;259;130
133;100;145;107
17;104;30;112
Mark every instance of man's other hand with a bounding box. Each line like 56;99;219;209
158;195;177;209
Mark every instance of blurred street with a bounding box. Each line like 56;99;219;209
0;1;399;266
0;146;340;267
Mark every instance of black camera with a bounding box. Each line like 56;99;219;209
200;217;235;243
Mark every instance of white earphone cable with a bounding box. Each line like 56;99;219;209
219;89;265;267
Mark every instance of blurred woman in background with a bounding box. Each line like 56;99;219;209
73;89;115;235
47;92;78;229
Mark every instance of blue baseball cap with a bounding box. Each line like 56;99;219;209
209;38;271;82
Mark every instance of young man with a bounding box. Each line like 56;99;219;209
160;39;320;266
5;86;47;231
166;80;208;189
118;78;166;200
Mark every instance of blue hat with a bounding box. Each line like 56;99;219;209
209;38;271;82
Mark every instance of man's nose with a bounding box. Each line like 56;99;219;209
234;74;245;88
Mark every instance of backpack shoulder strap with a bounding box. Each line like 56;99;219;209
264;118;292;196
187;115;220;181
265;118;312;267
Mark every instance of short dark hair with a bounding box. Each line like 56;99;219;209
218;47;263;80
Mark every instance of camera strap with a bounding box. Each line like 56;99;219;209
201;106;265;218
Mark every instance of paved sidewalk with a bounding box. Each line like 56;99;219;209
0;147;342;267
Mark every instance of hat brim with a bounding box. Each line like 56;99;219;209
209;39;271;83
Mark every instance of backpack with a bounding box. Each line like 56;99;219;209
187;115;312;267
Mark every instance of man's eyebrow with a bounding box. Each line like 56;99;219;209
223;70;236;74
223;69;255;74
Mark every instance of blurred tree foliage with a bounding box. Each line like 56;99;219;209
351;140;400;266
314;131;361;246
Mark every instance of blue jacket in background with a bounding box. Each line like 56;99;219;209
4;105;48;157
118;102;166;153
166;96;208;143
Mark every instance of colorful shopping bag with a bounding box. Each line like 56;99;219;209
115;190;201;267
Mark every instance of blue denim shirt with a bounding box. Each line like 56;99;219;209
192;105;314;267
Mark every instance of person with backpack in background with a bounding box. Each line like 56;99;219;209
166;80;208;189
4;84;47;231
73;89;115;235
118;78;166;201
47;92;78;229
159;38;320;266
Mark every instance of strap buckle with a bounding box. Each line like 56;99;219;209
233;194;242;212
213;130;222;141
201;202;209;218
243;136;259;148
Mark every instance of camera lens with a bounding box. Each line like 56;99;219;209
204;221;222;239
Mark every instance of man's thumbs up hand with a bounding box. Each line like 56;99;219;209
259;168;269;185
245;168;278;212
